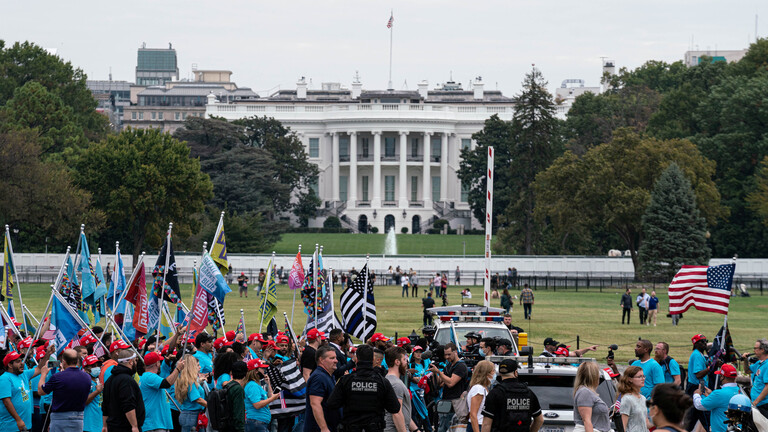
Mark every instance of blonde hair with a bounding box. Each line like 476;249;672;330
618;365;643;395
176;355;200;404
573;362;600;395
469;360;495;389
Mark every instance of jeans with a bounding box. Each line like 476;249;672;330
402;285;409;297
622;308;631;324
49;411;84;432
246;419;270;432
180;410;201;432
523;303;532;319
438;412;453;432
638;306;647;324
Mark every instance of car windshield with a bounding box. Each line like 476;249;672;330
435;326;512;347
519;374;575;410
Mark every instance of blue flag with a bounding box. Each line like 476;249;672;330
53;295;81;355
123;303;136;341
93;258;107;324
199;254;231;303
107;251;126;315
79;233;97;305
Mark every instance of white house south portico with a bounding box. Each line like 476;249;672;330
205;77;515;234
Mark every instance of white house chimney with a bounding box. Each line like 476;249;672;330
351;71;362;99
206;92;218;106
473;76;484;100
297;77;307;100
418;80;429;99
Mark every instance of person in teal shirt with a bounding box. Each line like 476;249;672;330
141;351;184;432
193;333;215;375
175;355;207;432
82;355;104;432
214;352;239;390
693;364;740;432
748;339;768;417
629;339;665;398
244;359;279;432
408;346;431;393
687;335;710;391
0;349;49;432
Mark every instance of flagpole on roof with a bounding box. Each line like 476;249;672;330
387;10;394;90
5;224;24;329
291;244;301;325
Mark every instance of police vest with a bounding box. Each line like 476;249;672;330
494;381;534;432
342;369;391;429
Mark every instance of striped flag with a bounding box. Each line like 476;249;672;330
258;260;278;325
236;315;245;340
304;268;342;334
387;13;394;28
668;263;735;315
340;263;377;340
279;359;306;392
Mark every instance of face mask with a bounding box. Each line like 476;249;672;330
90;367;101;378
478;350;486;358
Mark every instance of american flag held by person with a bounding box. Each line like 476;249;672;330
668;263;735;315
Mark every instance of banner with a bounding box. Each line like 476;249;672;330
124;262;148;334
199;254;231;303
288;251;304;291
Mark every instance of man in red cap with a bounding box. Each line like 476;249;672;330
82;355;104;432
302;329;327;381
102;339;132;384
140;351;185;432
0;345;52;431
38;348;93;432
685;334;710;431
246;333;264;360
693;364;740;432
276;334;290;357
237;272;249;298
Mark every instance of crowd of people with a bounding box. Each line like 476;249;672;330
0;313;765;432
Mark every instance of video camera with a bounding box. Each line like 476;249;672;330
607;344;619;360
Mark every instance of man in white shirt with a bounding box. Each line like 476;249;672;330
636;288;650;325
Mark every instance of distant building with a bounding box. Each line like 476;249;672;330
206;76;516;233
684;49;747;66
136;43;179;86
553;60;613;119
124;68;258;133
86;79;131;130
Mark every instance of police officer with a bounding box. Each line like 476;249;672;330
422;326;439;352
464;332;481;354
481;359;543;432
326;344;400;432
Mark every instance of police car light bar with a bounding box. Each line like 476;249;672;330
438;316;504;322
486;355;596;366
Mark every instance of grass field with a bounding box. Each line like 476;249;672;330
19;282;765;367
272;233;484;255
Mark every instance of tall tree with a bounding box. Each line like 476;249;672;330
535;129;725;273
747;156;768;227
75;129;213;261
638;163;710;280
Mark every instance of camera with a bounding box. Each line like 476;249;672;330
607;344;619;360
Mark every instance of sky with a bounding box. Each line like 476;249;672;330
1;1;765;97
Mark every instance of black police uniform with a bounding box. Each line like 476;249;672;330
481;378;541;432
326;361;400;432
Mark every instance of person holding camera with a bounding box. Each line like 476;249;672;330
429;343;468;432
693;364;740;432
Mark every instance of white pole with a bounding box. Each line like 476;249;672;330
155;223;173;348
111;241;120;313
484;146;494;308
240;309;246;340
291;245;301;326
313;244;319;329
388;10;393;90
363;254;370;341
5;225;23;327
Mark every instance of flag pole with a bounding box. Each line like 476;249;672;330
388;9;394;90
5;225;24;329
313;244;319;329
22;304;39;328
111;241;120;313
240;309;246;340
181;258;199;357
283;312;300;358
291;244;301;326
316;245;323;329
363;253;370;341
156;223;173;349
205;242;226;334
484;146;494;308
51;288;110;355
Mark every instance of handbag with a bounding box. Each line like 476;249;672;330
436;399;454;414
196;411;209;431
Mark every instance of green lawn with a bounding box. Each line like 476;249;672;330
272;233;484;255
18;282;765;367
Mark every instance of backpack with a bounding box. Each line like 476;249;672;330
495;382;534;432
662;357;687;388
453;391;470;422
206;382;234;431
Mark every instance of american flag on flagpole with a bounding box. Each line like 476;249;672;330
387;13;393;28
668;263;735;315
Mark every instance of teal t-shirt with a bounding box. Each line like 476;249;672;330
630;358;665;398
688;350;709;386
215;373;232;390
180;382;205;411
0;369;36;430
661;358;681;384
159;361;179;412
140;372;173;431
103;363;116;384
699;384;740;432
30;368;54;407
244;381;271;423
247;347;260;360
84;379;103;432
751;359;768;406
193;351;213;374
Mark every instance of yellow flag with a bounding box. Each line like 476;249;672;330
211;220;228;275
3;235;14;299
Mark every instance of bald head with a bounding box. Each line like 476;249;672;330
62;349;79;367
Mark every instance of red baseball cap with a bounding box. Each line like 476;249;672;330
249;333;265;343
83;355;100;366
306;329;326;341
692;334;707;344
264;341;278;350
396;337;411;347
160;344;178;356
555;347;570;357
225;331;236;341
35;348;49;362
144;352;164;366
603;367;620;378
715;364;738;378
110;340;131;353
350;346;358;353
247;359;269;370
412;345;424;352
187;337;196;345
213;337;226;350
80;334;98;346
276;335;289;344
3;351;21;367
370;333;390;342
18;337;33;349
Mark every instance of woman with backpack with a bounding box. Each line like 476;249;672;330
176;355;208;432
243;359;279;432
467;360;495;432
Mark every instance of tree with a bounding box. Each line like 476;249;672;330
178;206;281;254
638;163;710;280
747;157;768;227
75;129;213;261
0;129;103;251
292;190;320;227
0;40;108;142
535;129;725;273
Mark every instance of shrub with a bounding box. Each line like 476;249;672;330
323;216;341;229
371;227;379;233
401;227;409;234
433;219;449;230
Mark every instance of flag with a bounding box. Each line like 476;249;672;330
211;217;229;275
301;256;316;317
61;256;88;323
304;268;342;334
93;257;107;323
158;303;173;339
340;263;377;340
152;234;181;303
258;260;278;326
199;254;231;303
708;324;738;367
79;232;97;306
123;303;136;341
52;294;82;355
124;262;148;334
3;234;14;300
107;250;126;314
668;263;735;315
236;315;245;340
279;359;306;393
207;291;226;331
387;13;393;28
188;278;209;339
288;251;304;291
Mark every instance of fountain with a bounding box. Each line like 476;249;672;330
383;227;398;255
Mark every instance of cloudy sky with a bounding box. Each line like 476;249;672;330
1;1;764;97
